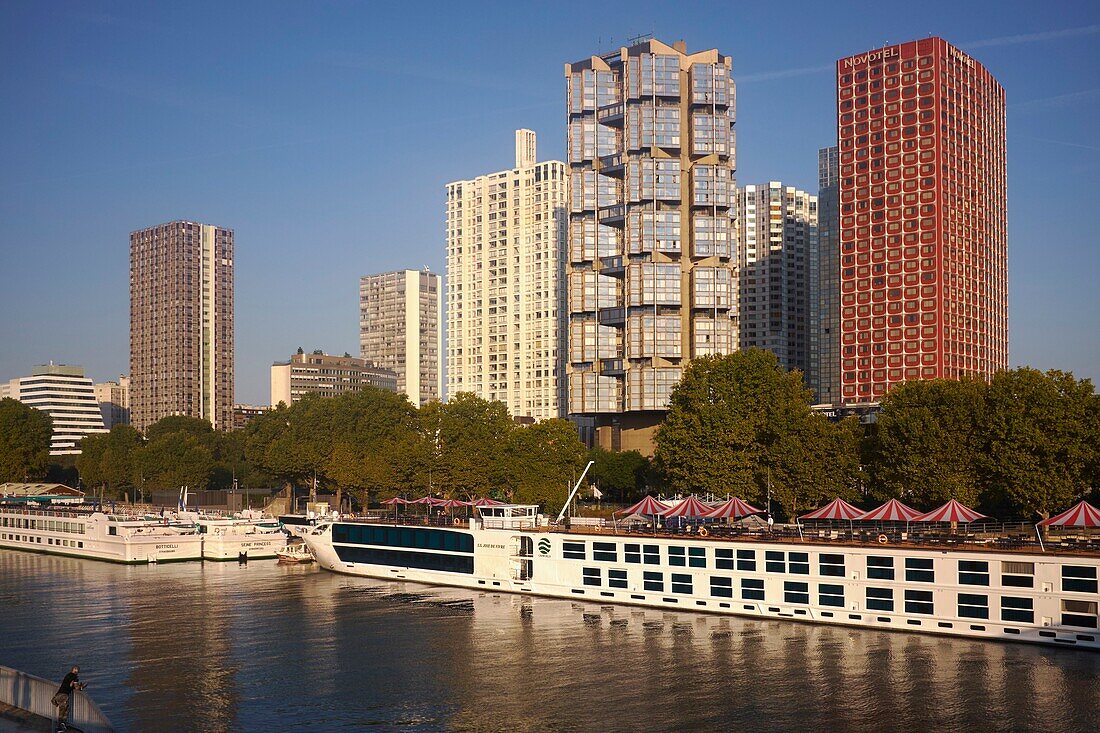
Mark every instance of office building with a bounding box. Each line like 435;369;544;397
446;130;568;421
93;376;131;428
271;350;398;407
836;38;1007;403
359;269;441;407
565;37;737;454
2;364;107;455
738;182;817;377
130;220;234;431
814;146;841;405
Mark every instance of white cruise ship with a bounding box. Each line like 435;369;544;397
303;505;1100;651
0;506;203;563
193;517;287;561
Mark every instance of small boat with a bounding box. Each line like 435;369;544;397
276;543;314;563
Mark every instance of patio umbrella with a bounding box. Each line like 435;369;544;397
1038;500;1100;527
706;497;765;520
660;495;713;519
471;497;506;507
615;495;669;533
857;498;922;522
913;498;988;523
381;496;407;521
799;497;864;522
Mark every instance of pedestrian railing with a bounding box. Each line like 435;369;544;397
0;664;114;733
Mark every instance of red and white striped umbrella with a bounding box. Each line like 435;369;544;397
471;497;506;507
660;495;714;518
1038;500;1100;527
914;498;988;523
381;497;408;505
616;495;670;517
410;496;442;505
799;497;864;521
706;497;765;519
437;498;470;509
857;498;922;522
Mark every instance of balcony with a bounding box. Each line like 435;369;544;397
598;307;625;326
597;103;625;126
599;205;625;226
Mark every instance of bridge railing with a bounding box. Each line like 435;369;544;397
0;664;114;733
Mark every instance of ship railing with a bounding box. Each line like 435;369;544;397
0;664;114;733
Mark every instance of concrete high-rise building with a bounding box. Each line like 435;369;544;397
271;350;398;407
130;220;234;431
814;146;841;405
446;130;568;421
93;376;131;428
738;183;818;376
359;269;441;407
565;38;737;454
2;364;107;455
836;38;1007;403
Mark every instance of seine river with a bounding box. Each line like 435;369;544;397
2;550;1098;732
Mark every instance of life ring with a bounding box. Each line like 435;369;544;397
877;533;889;544
698;527;709;538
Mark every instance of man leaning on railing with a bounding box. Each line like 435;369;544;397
52;664;85;731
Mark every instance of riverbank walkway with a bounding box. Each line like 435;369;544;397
0;666;113;733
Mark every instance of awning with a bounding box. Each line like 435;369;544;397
615;495;669;516
660;495;713;518
1038;500;1100;527
799;497;864;521
857;498;922;522
706;497;765;519
913;498;988;523
471;497;506;507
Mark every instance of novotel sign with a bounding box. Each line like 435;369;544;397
840;46;899;69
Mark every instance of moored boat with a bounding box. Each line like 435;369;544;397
275;542;314;563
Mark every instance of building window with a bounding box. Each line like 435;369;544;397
867;555;894;580
905;557;935;583
593;542;617;562
741;578;765;601
1001;596;1034;624
583;567;601;586
959;560;989;586
957;593;989;619
710;576;734;598
784;581;810;604
819;584;845;607
563;542;585;560
820;554;845;577
643;571;664;592
866;587;894;612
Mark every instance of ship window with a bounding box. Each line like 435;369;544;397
1001;561;1034;588
563;542;586;560
741;578;765;601
643;571;664;592
1062;565;1098;593
1001;596;1034;624
583;567;601;586
766;551;785;573
710;576;733;598
688;547;706;568
625;543;641;563
1061;600;1098;628
820;554;845;577
959;560;989;586
784;581;810;604
866;587;894;612
905;589;934;614
593;542;617;562
643;545;660;565
867;556;894;580
608;569;628;589
109;527;117;536
957;593;989;619
669;546;686;566
671;573;693;594
905;557;935;583
819;583;845;607
789;552;810;575
736;549;756;571
715;548;734;570
332;546;474;574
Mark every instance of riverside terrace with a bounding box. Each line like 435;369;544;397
348;510;1100;557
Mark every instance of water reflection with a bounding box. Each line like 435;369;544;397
1;551;1098;732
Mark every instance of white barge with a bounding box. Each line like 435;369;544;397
0;506;202;563
193;517;287;561
303;505;1100;651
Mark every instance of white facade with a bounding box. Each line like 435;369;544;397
3;364;107;455
738;183;818;376
359;269;442;407
446;130;568;420
93;375;130;428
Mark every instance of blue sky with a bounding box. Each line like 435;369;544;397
1;0;1098;404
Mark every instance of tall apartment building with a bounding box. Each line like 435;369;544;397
2;364;107;455
130;220;234;431
836;38;1007;403
359;269;441;407
94;375;131;428
271;350;398;406
446;130;568;421
738;183;818;377
565;38;737;454
814;146;841;405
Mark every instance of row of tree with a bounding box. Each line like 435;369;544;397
2;350;1097;521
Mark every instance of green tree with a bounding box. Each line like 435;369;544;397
136;429;215;491
421;393;514;497
869;378;986;508
980;368;1095;520
76;425;143;498
506;419;587;508
0;398;52;481
588;447;650;503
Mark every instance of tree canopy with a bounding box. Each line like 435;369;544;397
0;397;52;482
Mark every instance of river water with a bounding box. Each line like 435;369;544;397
1;550;1098;732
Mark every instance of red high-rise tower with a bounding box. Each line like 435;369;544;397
836;37;1007;403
